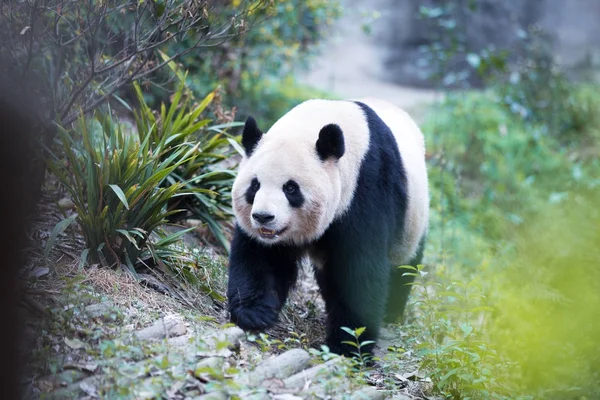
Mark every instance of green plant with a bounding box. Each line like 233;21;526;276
130;59;243;251
404;85;600;399
158;0;341;126
402;264;505;399
246;333;284;353
46;107;199;272
339;326;376;370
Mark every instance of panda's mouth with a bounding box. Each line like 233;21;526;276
258;227;287;239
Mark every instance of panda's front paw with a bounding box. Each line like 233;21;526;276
229;295;280;332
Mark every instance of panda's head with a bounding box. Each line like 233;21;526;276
231;114;346;246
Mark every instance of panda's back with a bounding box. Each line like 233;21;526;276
356;98;429;264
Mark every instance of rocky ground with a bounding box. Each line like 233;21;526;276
19;182;433;400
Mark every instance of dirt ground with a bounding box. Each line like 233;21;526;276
298;0;440;120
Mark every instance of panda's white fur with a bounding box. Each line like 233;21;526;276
231;97;428;263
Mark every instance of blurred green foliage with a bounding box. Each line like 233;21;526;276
159;0;342;127
406;3;600;399
409;85;600;399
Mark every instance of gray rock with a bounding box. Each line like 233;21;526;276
57;197;75;210
204;326;245;348
194;356;224;374
84;302;115;319
46;375;102;399
135;314;187;341
282;357;344;389
350;386;388;400
167;334;194;347
243;349;311;386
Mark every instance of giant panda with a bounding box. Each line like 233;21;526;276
226;97;429;357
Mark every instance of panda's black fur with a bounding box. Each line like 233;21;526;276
227;100;426;357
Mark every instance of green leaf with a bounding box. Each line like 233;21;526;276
154;226;196;248
78;249;90;270
109;184;130;210
160;354;169;369
398;264;418;271
116;229;141;250
44;214;78;259
354;326;366;337
340;326;357;338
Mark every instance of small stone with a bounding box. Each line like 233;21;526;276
204;326;245;349
135;314;187;341
243;349;311;386
29;267;49;279
85;302;114;319
184;219;203;228
167;334;193;347
58;198;75;211
390;395;413;400
194;356;224;378
282;357;343;389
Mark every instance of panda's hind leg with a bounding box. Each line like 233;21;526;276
384;235;426;324
313;253;389;360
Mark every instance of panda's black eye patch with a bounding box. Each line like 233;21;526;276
283;180;304;208
245;177;260;204
283;181;298;194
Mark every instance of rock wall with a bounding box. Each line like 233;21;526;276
370;0;600;87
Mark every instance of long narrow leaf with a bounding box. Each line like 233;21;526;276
44;214;78;259
109;184;130;210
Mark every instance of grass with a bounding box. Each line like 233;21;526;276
398;81;600;399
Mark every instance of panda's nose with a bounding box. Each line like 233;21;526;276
252;212;275;224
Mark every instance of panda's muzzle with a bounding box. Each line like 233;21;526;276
258;226;288;239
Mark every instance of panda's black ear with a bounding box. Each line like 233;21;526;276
241;116;263;157
316;124;345;161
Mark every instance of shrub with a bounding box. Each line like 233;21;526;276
46;106;199;272
130;63;243;251
160;0;342;125
407;85;600;399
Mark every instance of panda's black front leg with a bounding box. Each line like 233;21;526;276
227;225;299;332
